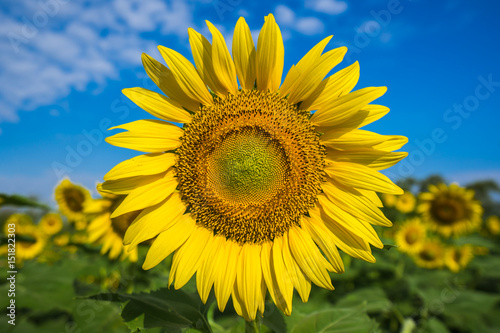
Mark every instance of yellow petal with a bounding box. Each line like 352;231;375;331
256;14;284;91
300;61;360;111
105;119;183;153
122;87;192;123
214;240;240;312
142;213;195;270
324;161;403;194
110;171;178;218
321;129;408;152
124;192;186;248
142;53;201;111
326;147;407;170
206;21;238;95
281;233;312;302
100;173;166;195
260;241;289;314
188;28;227;97
197;235;225;303
288;226;334;289
300;217;344;273
322;180;392;227
280;36;333;97
287;47;347;104
104;153;176;181
329;104;389;130
309;207;376;263
270;236;293;315
169;226;212;289
310;87;387;127
232;17;256;90
236;243;262;320
158;45;213;105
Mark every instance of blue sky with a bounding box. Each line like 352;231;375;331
0;0;499;206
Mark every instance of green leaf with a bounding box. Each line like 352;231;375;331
84;288;213;332
0;193;50;210
262;301;287;333
335;287;392;314
289;303;378;333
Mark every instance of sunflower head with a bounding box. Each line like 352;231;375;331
55;179;92;229
418;183;483;237
53;233;70;247
486;215;500;236
444;245;474;273
413;239;445;269
395;191;416;213
3;213;34;234
39;213;64;235
101;14;407;320
394;218;427;254
17;225;47;263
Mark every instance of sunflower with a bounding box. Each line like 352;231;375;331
395;191;416;213
381;193;397;208
3;213;34;234
102;15;407;320
413;239;445;269
394;218;426;254
85;192;140;262
54;179;91;230
486;215;500;236
39;213;63;235
444;245;473;273
418;183;482;237
17;225;47;263
53;233;70;247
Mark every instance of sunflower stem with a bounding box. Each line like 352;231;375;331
245;316;261;333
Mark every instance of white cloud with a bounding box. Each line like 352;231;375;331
305;0;348;15
0;0;194;123
275;5;296;26
296;17;325;35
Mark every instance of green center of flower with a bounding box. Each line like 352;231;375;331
207;129;287;204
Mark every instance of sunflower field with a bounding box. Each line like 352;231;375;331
1;174;499;333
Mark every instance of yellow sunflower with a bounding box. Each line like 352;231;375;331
102;15;407;320
381;193;397;208
395;191;416;213
486;215;500;235
444;245;474;273
85;192;140;262
3;213;34;234
53;233;70;247
394;218;426;254
413;239;445;269
54;179;92;230
39;213;63;235
17;225;47;263
418;183;482;237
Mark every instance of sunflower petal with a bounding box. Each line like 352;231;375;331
256;14;284;91
287;47;347;104
142;53;201;111
122;88;192;123
270;236;293;315
321;129;408;152
232;17;256;90
100;173;166;195
124;192;186;248
310;87;387;127
300;61;360;111
188;28;227;96
280;36;333;97
104;153;176;181
169;226;212;289
106;119;183;153
206;21;238;94
214;240;240;312
281;233;312;302
158;46;213;105
142;213;195;270
326;147;408;170
236;243;262;320
110;171;178;218
261;241;289;314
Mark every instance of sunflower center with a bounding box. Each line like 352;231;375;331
431;199;464;225
63;188;85;212
420;249;436;262
176;90;325;244
110;198;140;237
207;128;287;204
405;231;418;245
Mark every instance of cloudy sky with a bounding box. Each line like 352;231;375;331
0;0;499;205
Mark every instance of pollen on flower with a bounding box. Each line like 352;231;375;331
176;89;326;244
